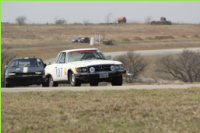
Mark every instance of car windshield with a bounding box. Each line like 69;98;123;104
9;58;42;67
68;50;105;62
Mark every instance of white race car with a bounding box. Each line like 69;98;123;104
43;48;126;87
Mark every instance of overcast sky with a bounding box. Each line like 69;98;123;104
3;2;200;24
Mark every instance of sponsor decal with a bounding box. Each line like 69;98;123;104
23;67;28;73
64;68;67;75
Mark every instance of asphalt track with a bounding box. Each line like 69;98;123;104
2;84;200;92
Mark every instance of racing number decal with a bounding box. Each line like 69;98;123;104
64;68;67;75
55;67;63;77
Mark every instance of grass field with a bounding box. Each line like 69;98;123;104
2;24;200;59
2;24;200;81
3;88;200;133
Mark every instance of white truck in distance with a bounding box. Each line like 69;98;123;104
43;48;126;87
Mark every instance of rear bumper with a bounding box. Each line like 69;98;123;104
5;75;44;86
75;70;126;83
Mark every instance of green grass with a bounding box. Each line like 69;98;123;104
2;89;200;133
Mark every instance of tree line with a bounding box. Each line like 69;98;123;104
114;50;200;83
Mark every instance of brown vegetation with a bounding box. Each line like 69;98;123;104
2;46;16;86
2;24;200;59
157;50;200;82
55;18;67;25
114;52;147;82
3;89;200;133
15;16;27;25
2;24;200;82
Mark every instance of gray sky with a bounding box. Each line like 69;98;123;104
3;2;200;24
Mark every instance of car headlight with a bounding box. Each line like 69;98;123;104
76;67;88;73
115;64;124;71
35;72;42;74
89;67;95;73
110;65;115;71
8;73;16;76
119;64;124;70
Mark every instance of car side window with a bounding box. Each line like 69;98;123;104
55;53;62;63
10;60;18;67
36;58;43;67
65;53;68;63
58;52;66;64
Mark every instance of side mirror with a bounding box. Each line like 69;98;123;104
4;65;8;69
43;63;47;68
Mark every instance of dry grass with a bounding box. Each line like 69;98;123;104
2;24;200;80
2;24;200;59
3;89;200;133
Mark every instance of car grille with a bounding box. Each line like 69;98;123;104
15;72;38;76
91;65;111;72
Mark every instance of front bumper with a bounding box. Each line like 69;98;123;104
5;75;44;86
75;70;126;83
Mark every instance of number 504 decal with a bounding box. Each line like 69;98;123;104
55;67;63;77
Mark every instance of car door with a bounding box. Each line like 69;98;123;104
60;53;69;81
54;52;66;81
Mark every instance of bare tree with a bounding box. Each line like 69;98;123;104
145;16;152;24
83;20;91;25
157;50;200;82
55;18;67;25
15;16;27;25
114;52;147;82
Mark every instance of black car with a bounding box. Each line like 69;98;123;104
4;57;46;87
72;37;82;43
72;37;90;43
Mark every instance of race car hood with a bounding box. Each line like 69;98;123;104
68;59;122;68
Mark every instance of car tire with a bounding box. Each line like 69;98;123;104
4;79;13;87
48;76;58;87
111;75;123;86
42;81;49;87
42;76;49;87
69;72;81;87
90;81;98;86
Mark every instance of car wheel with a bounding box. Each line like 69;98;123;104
90;81;98;86
48;76;58;87
111;75;123;86
42;76;49;87
69;72;81;86
42;80;48;87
